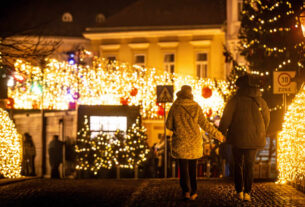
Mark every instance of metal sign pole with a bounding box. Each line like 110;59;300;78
164;102;167;178
283;93;287;113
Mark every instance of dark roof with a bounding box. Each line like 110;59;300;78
0;0;137;37
97;0;226;29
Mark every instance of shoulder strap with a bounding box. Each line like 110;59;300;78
251;97;262;113
251;97;265;129
179;104;195;120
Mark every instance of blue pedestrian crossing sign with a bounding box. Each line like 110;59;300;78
157;85;174;103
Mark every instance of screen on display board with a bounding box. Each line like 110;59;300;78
90;116;127;138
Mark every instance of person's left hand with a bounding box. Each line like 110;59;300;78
218;134;226;143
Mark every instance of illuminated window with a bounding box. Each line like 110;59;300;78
96;13;106;23
196;52;208;79
164;53;175;74
134;54;145;68
106;56;116;63
90;116;127;138
62;12;73;22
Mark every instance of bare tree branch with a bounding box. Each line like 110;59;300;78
0;35;61;69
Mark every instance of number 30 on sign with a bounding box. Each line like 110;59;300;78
273;71;297;94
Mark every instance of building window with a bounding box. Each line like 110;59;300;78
62;12;73;22
90;116;127;138
96;13;106;23
106;55;117;64
164;53;175;74
238;0;243;21
134;54;145;68
196;52;208;79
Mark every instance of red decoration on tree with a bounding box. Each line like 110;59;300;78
12;72;26;83
157;105;164;116
205;108;213;117
202;87;212;98
32;100;39;109
120;97;129;105
69;102;76;110
130;87;138;96
73;92;80;100
6;98;14;109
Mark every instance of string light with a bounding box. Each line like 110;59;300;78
0;108;22;178
75;116;149;175
9;58;230;119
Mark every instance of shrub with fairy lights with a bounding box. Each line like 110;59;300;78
0;108;22;178
277;85;305;185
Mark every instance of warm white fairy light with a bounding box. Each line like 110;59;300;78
9;58;230;119
75;116;149;173
277;84;305;185
0;108;22;178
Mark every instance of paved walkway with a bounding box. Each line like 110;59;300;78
0;178;304;206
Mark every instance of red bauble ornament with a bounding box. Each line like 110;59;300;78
6;98;14;109
69;102;76;110
13;72;26;83
202;87;212;98
32;100;39;109
130;87;138;96
120;97;129;105
205;108;213;117
73;92;80;100
157;105;164;116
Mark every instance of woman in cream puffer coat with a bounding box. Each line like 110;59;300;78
166;85;224;200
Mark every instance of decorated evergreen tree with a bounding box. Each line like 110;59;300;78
240;0;305;78
223;46;247;96
75;115;94;177
75;116;115;177
238;0;305;133
112;130;129;168
91;133;114;174
125;118;150;169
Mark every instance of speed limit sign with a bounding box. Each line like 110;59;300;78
273;71;297;94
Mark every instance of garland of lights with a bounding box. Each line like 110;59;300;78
277;84;305;185
234;0;305;112
75;116;149;176
0;108;22;178
8;58;230;119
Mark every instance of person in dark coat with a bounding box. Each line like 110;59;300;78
48;135;63;178
219;74;270;201
22;133;36;176
166;85;224;200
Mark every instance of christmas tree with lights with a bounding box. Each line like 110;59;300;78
91;133;114;174
240;0;305;91
75;115;94;177
125;118;150;169
238;0;305;131
112;130;129;168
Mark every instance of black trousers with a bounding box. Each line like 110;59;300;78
232;147;257;193
51;163;60;178
179;159;197;194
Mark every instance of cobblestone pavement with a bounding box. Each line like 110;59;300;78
0;178;304;207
